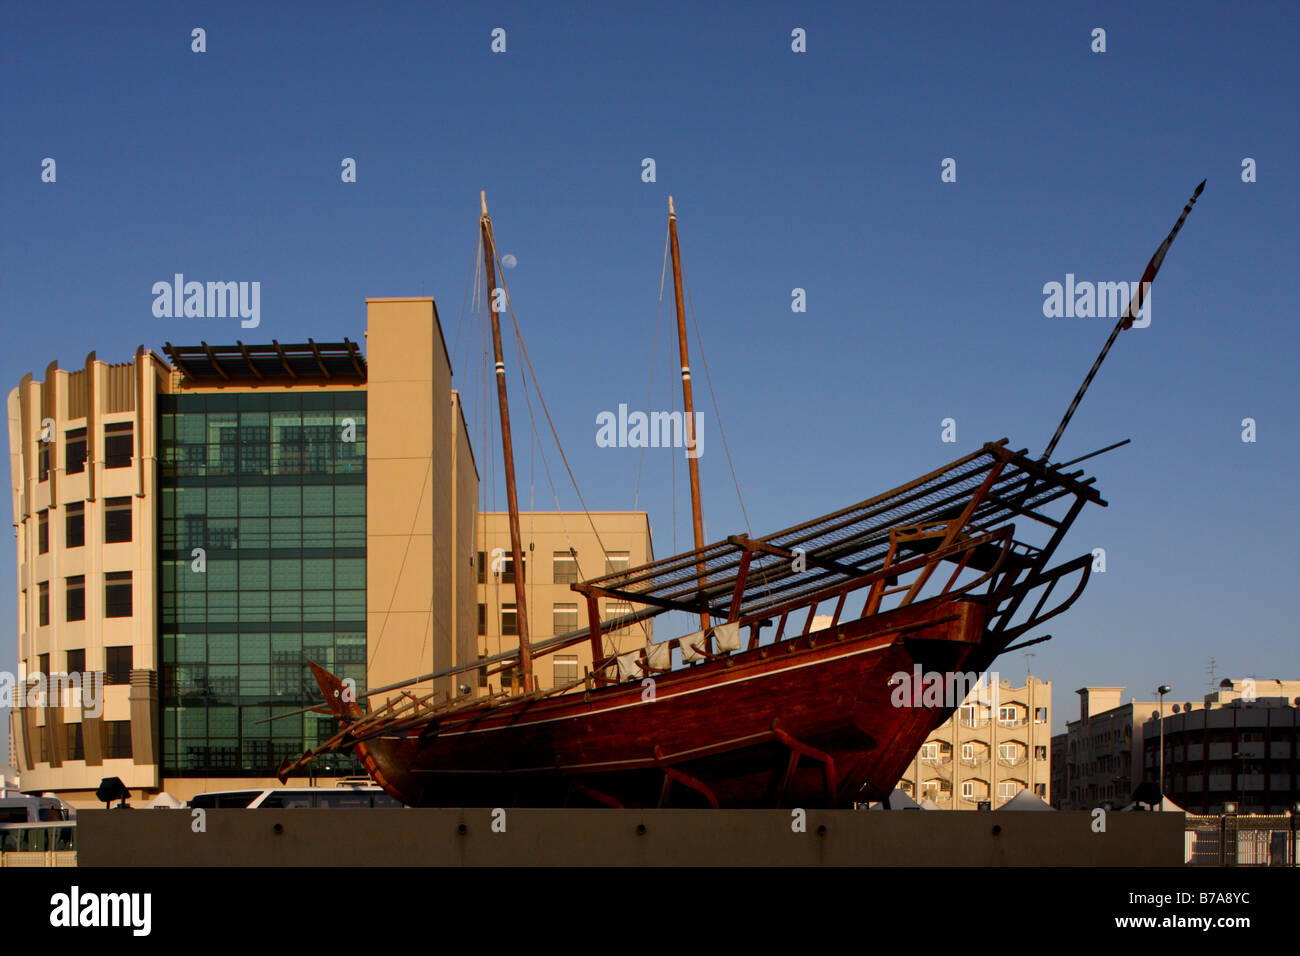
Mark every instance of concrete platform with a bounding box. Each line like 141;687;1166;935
77;808;1186;866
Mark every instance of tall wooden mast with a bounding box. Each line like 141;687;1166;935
480;192;532;690
668;196;711;634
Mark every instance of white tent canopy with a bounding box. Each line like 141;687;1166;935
1120;795;1185;812
145;792;184;809
865;788;925;810
995;790;1055;811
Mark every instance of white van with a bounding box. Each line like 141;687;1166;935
0;795;72;823
188;786;402;809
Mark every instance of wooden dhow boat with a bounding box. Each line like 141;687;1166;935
277;183;1205;808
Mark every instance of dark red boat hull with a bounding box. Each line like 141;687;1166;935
338;596;998;808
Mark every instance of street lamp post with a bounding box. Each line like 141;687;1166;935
1232;751;1244;812
1156;685;1172;809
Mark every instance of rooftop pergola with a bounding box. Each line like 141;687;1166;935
162;339;366;385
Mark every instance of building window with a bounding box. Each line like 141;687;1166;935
65;427;87;474
998;781;1020;798
552;603;578;637
38;582;49;627
477;603;486;636
501;603;518;636
604;600;633;632
961;781;973;799
1034;707;1047;724
500;553;525;584
105;571;132;617
105;646;132;685
1034;783;1046;797
998;705;1020;726
65;723;85;761
604;550;630;576
553;654;579;684
553;550;578;584
104;422;133;468
38;510;49;553
477;654;489;689
105;497;132;543
65;575;85;622
66;649;85;674
920;742;939;760
961;742;975;760
1035;745;1047;761
104;721;132;759
477;551;485;585
39;653;49;679
38;443;50;482
239;425;270;475
65;502;85;548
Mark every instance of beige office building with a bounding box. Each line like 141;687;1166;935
475;511;654;693
6;298;484;806
897;676;1052;808
1144;678;1300;813
1052;686;1162;809
1055;679;1300;811
8;296;658;807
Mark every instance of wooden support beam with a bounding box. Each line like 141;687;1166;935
307;338;332;379
343;337;365;377
199;341;231;381
235;340;264;380
271;340;298;379
729;534;864;579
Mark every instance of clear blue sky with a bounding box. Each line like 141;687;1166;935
1;1;1296;736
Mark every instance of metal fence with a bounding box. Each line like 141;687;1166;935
1185;813;1297;866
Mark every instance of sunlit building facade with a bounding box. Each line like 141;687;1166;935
896;676;1052;808
7;298;482;805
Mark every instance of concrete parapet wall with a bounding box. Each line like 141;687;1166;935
78;809;1185;866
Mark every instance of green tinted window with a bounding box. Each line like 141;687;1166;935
158;393;365;778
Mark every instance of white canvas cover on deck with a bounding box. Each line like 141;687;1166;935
713;621;741;652
645;641;671;671
615;650;642;682
679;632;705;662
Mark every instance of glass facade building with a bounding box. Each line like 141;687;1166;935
11;310;483;806
157;392;367;777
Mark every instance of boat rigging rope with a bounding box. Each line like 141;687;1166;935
488;242;654;651
682;273;751;536
449;233;484;376
634;226;670;511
